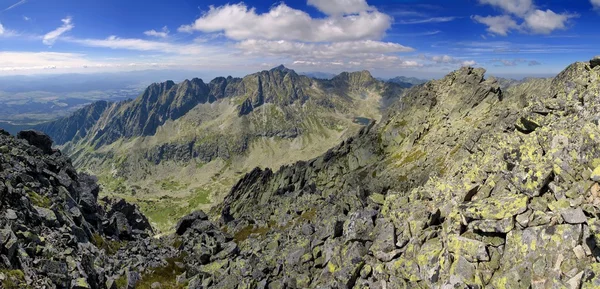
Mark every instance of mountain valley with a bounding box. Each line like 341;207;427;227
34;66;406;231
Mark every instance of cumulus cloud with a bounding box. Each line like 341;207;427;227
43;17;74;45
431;55;455;63
474;0;577;35
478;0;533;16
472;15;519;36
144;26;169;38
307;0;371;15
417;54;477;68
0;23;4;35
524;9;577;34
178;3;391;42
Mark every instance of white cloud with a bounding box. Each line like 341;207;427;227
472;15;519;36
236;39;413;59
2;0;27;12
418;54;477;68
593;0;600;9
307;0;371;15
0;23;4;35
43;17;74;46
397;17;458;24
67;36;223;55
524;9;577;34
23;16;30;21
478;0;533;16
0;52;96;72
431;55;455;63
474;0;577;35
144;26;169;38
292;56;422;70
178;3;391;42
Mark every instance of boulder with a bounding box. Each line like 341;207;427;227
176;210;208;235
590;56;600;69
108;199;153;236
17;130;54;154
561;208;587;224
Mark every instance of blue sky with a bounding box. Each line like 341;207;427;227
0;0;598;78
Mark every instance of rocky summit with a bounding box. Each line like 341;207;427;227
3;58;600;288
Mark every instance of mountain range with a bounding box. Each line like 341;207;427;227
33;65;406;231
2;58;600;288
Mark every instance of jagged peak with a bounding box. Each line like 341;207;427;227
442;66;487;85
269;64;296;74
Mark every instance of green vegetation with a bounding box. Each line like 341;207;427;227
234;208;317;242
99;176;129;195
137;188;212;232
136;255;187;289
114;275;127;289
189;188;211;207
1;269;26;289
155;178;189;191
92;233;125;255
27;190;51;208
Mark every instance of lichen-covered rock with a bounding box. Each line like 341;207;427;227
195;62;600;288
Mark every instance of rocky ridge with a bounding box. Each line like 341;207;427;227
190;59;600;288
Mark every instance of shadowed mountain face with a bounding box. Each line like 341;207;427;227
34;66;405;231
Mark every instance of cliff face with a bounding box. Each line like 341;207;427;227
33;100;110;145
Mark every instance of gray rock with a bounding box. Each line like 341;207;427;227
561;208;587;224
5;209;17;220
176;210;208;235
34;206;58;226
17;130;54;154
591;56;600;69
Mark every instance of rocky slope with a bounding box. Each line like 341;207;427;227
183;59;600;288
4;59;600;289
34;66;404;231
0;129;171;288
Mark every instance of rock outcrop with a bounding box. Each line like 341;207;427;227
0;130;160;288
